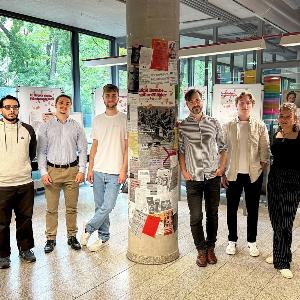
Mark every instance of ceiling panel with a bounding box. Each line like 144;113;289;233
0;0;298;40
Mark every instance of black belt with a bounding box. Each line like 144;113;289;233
47;160;78;168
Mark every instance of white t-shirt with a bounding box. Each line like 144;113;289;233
238;121;249;174
92;112;127;175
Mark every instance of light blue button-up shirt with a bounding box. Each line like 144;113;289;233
37;116;87;176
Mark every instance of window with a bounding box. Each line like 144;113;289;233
0;17;72;93
79;34;111;136
194;58;205;87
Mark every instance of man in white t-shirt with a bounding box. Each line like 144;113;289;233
222;92;269;257
80;84;128;251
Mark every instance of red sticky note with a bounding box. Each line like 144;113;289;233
142;215;161;237
150;39;169;71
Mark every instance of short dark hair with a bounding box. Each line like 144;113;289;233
184;89;202;102
286;91;296;100
235;92;255;105
103;84;119;95
55;94;72;104
0;95;20;108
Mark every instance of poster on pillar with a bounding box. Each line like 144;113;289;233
212;84;263;125
138;106;175;144
127;39;179;238
138;84;175;106
138;42;178;86
150;39;169;71
16;86;63;135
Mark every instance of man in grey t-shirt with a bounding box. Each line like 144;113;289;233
179;89;227;268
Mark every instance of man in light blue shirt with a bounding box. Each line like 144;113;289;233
37;94;87;254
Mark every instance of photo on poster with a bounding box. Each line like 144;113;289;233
128;66;139;94
138;106;175;143
164;209;174;235
168;41;177;60
131;45;142;65
156;168;171;193
147;196;161;214
160;199;172;211
283;90;300;107
139;47;153;70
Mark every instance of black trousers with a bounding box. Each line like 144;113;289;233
0;182;34;257
268;167;300;269
186;176;221;250
226;173;263;243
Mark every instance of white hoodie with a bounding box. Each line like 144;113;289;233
0;120;36;187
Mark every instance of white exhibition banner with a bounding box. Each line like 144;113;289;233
179;86;207;120
212;84;263;125
94;88;127;116
69;112;84;127
17;86;63;133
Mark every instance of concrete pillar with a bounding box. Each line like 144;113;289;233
297;51;300;88
126;0;180;264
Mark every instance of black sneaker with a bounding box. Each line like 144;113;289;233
0;256;10;269
67;236;81;250
19;249;36;263
44;240;56;254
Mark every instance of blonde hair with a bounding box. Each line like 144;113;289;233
280;102;297;114
279;102;299;132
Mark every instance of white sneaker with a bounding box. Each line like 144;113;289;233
279;269;293;279
226;241;236;255
80;229;91;246
248;242;260;257
88;239;108;252
265;256;273;264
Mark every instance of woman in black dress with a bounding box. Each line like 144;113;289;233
266;102;300;279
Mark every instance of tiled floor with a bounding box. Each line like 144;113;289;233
1;184;300;300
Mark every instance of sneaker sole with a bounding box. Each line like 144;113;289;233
88;242;108;252
279;269;293;279
249;253;260;257
266;257;273;264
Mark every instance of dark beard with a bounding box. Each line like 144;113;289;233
2;115;18;123
191;107;201;114
106;103;117;109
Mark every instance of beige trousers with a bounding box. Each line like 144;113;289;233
44;166;79;240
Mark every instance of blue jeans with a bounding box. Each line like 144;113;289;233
86;172;120;241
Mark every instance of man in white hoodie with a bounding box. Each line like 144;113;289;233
0;95;37;269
